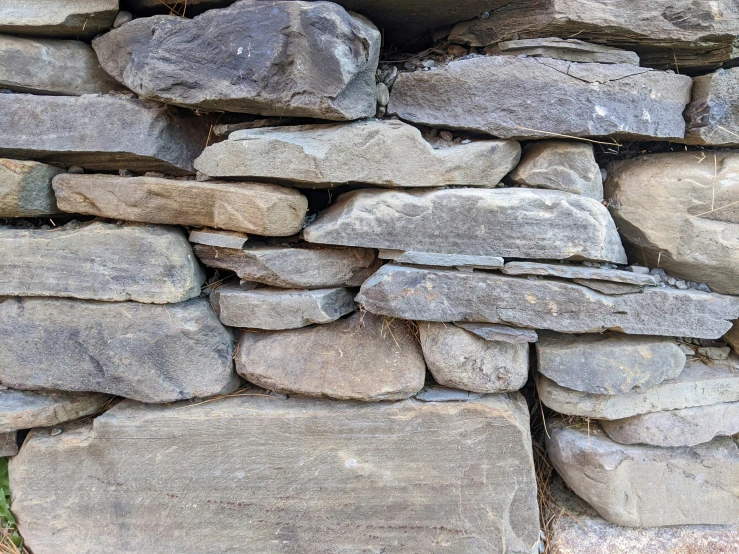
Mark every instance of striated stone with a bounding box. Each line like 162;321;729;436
727;321;739;355
10;393;540;554
378;250;504;269
304;188;627;263
572;279;644;295
53;174;307;236
454;323;538;344
684;67;739;146
0;433;16;457
0;389;111;433
0;297;236;403
236;312;425;401
0;159;61;217
194;120;521;188
388;57;691;140
0;0;118;39
0;222;204;303
188;229;248;249
502;261;658;286
92;1;380;120
490;38;640;65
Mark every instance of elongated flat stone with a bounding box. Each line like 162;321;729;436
10;393;540;554
356;265;739;339
304;188;627;263
0;389;111;433
188;229;248;249
502;261;658;286
0;222;204;303
572;279;644;295
0;0;118;39
684;67;739;147
491;38;640;65
378;250;504;269
454;323;538;344
0;159;61;217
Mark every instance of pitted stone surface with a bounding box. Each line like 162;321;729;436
0;389;111;433
0;159;61;217
0;0;118;39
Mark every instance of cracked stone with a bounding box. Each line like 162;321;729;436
0;159;62;217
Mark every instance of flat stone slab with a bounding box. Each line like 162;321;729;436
0;389;111;433
0;158;61;217
0;432;17;457
304;188;627;263
684;67;739;147
388;56;691;140
53;174;308;236
356;265;739;339
236;312;425;401
502;261;658;286
414;387;485;402
0;0;118;39
0;222;204;303
454;323;538;344
9;393;540;554
491;38;640;65
0;297;236;403
188;229;248;249
194;120;521;188
195;244;379;289
0;94;210;175
572;279;644;295
211;283;356;329
378;250;504;269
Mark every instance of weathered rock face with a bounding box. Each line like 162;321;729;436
605;153;739;295
0;222;204;303
684;67;739;146
501;261;658;286
0;94;209;174
304;188;627;263
419;322;528;393
0;0;118;39
0;389;111;433
194;120;521;188
92;1;380;120
52;174;308;236
357;265;739;339
454;323;538;344
236;312;425;401
10;393;540;554
490;38;640;65
727;321;739;354
0;159;61;216
388;57;691;140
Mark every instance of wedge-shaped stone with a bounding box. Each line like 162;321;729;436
53;174;307;236
572;280;643;295
0;222;203;303
0;297;236;403
0;433;16;457
10;393;540;554
606;153;739;295
502;261;658;286
0;389;111;433
379;250;504;269
684;67;739;147
0;94;209;175
491;38;640;65
304;188;627;263
388;57;691;140
455;323;538;344
194;244;379;289
194;120;521;188
727;321;739;355
0;159;61;217
93;1;380;120
0;0;118;39
237;312;425;401
357;266;739;339
189;228;248;249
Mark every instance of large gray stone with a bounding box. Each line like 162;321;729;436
0;222;204;303
388;56;691;140
0;297;236;403
92;1;380;120
9;393;540;554
490;38;640;65
304;188;627;263
0;0;118;39
236;312;425;401
0;159;62;217
0;94;209;175
502;261;659;286
194;120;521;188
356;265;739;339
684;67;739;146
0;389;111;433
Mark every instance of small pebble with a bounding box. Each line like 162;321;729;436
195;171;211;182
113;11;133;28
118;169;134;177
50;428;62;436
675;280;688;290
697;346;731;361
447;45;468;58
627;265;650;275
382;66;398;88
666;276;676;286
67;166;84;174
403;61;417;71
439;130;453;141
375;105;386;118
461;139;471;144
376;82;389;106
600;168;608;182
421;59;435;69
695;283;712;293
144;171;165;178
678;344;695;356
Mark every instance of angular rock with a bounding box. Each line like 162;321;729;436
490;38;640;65
194;244;379;289
236;312;425;401
194;120;521;188
211;283;355;329
454;323;538;344
388;57;691;140
605;153;739;295
0;159;62;217
10;393;540;554
378;250;504;269
52;174;308;236
188;228;248;249
502;261;658;286
92;1;380;120
536;333;685;395
304;188;627;263
0;222;204;303
727;321;739;355
0;389;111;433
0;94;209;175
357;265;739;339
0;433;17;457
572;279;645;295
419;322;528;393
415;387;484;402
684;67;739;146
0;297;236;403
0;0;118;39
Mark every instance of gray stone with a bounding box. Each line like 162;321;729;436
454;323;538;344
0;222;204;303
357;265;739;339
0;158;61;217
0;297;237;403
0;94;210;175
572;279;645;295
10;393;540;554
194;120;521;188
502;261;659;286
92;1;380;120
236;312;425;401
188;229;248;249
684;67;739;146
0;0;118;39
419;322;528;393
211;283;356;330
0;389;111;433
112;11;132;28
490;38;640;65
697;346;731;361
388;57;691;140
378;250;504;269
415;387;485;402
0;432;16;457
304;188;627;263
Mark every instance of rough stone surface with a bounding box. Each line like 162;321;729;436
0;297;237;403
388;57;691;140
491;38;640;65
0;0;118;39
378;250;504;269
502;261;658;286
93;1;380;120
606;153;739;295
188;229;248;249
53;174;307;236
415;387;485;402
454;323;538;344
0;389;111;433
684;67;739;146
194;120;521;188
0;433;16;457
0;222;204;303
727;321;739;355
572;279;644;295
10;393;540;554
236;312;425;401
419;322;528;393
0;159;61;217
357;265;739;339
304;188;627;263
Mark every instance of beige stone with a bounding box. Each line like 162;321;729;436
0;159;61;217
